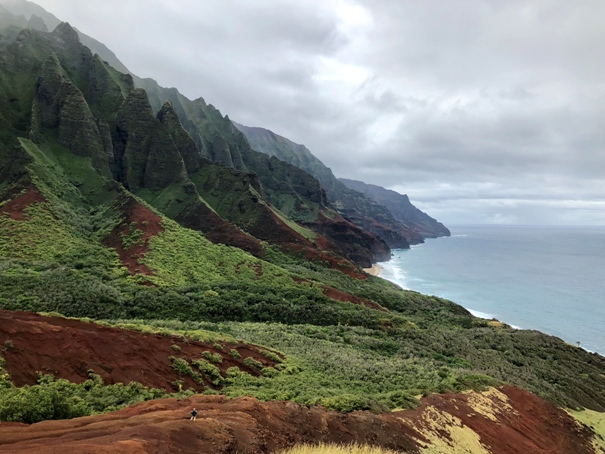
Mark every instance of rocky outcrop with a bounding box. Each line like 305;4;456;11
157;100;203;174
309;212;391;266
114;88;187;191
29;53;109;173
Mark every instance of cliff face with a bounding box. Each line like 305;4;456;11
340;178;451;239
135;76;391;266
115;88;187;191
0;20;387;269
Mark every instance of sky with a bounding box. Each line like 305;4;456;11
22;1;605;225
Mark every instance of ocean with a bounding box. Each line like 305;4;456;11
379;225;605;354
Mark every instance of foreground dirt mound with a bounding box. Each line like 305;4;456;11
0;310;278;392
0;387;599;453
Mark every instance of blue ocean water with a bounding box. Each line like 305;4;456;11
379;225;605;354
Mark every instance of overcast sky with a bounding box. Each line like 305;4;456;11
28;0;605;225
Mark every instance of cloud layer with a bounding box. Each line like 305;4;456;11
35;0;605;225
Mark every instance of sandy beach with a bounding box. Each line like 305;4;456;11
363;264;381;276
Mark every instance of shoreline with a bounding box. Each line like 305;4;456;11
363;264;381;277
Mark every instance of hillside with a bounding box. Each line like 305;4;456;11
1;310;603;453
0;5;604;453
235;123;449;246
0;387;600;453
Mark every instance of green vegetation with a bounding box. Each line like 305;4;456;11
0;371;186;424
193;359;223;386
569;409;605;452
202;351;222;364
170;356;204;384
89;318;604;413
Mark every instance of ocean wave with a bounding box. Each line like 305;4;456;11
466;308;495;319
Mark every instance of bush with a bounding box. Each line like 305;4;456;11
260;349;282;363
244;357;264;371
193;359;223;386
202;351;223;364
0;373;169;424
170;357;203;384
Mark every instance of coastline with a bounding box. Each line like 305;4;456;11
363;264;381;276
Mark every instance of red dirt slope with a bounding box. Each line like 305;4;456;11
102;195;164;276
0;388;599;454
0;186;46;221
0;310;279;392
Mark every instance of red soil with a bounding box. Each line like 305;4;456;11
102;196;164;276
396;386;598;454
0;187;46;220
321;285;387;312
285;243;368;280
174;198;265;258
0;310;278;392
0;387;598;453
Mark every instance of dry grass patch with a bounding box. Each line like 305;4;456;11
278;443;399;454
568;408;605;453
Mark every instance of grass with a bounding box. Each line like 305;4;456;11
272;206;318;241
569;408;605;453
278;444;399;454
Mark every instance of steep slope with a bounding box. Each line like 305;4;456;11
0;19;385;269
341;178;450;239
1;5;394;267
0;310;280;393
235;123;445;246
136;76;391;265
0;0;129;72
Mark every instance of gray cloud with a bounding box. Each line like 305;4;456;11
32;0;605;225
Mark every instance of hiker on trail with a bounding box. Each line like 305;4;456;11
190;408;198;421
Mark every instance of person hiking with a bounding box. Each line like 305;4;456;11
190;408;198;421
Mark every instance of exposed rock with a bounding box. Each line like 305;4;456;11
157;100;203;174
309;212;391;267
26;13;46;32
30;53;109;173
87;54;133;125
114;88;187;191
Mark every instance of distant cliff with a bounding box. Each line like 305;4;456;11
340;178;450;239
236;123;450;245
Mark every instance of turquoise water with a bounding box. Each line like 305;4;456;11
379;225;605;354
